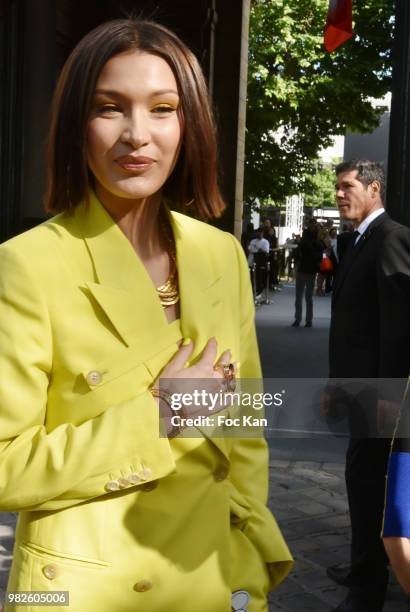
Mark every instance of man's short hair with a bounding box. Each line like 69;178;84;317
335;159;386;202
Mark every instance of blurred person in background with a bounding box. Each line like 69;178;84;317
291;220;324;328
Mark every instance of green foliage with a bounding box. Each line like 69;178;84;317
303;162;339;207
245;0;394;205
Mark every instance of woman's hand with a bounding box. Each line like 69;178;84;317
160;337;230;382
383;536;410;595
151;338;235;430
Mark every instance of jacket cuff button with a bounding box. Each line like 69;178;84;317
138;467;152;481
105;480;120;492
118;478;130;489
127;473;141;485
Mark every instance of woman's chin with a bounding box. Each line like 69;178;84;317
98;178;161;202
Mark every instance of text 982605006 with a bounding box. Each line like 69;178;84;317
5;592;69;606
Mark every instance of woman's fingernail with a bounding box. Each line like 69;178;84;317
182;337;191;346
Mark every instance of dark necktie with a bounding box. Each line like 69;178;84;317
341;231;362;267
352;230;361;246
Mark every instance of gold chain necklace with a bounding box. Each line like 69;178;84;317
156;210;179;308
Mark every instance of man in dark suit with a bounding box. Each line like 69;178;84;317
327;159;410;612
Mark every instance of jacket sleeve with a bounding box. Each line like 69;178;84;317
225;234;293;589
0;246;175;512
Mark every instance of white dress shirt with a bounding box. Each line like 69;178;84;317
354;208;385;244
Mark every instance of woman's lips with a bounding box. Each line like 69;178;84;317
115;156;155;172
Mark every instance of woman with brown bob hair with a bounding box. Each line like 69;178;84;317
0;19;292;612
45;18;223;219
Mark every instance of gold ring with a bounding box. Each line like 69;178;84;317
223;363;235;377
215;363;236;392
214;362;234;376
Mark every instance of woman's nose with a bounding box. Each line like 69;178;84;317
120;112;149;148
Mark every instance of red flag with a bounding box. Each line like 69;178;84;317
324;0;353;53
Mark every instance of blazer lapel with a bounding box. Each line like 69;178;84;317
74;192;168;348
170;211;223;351
333;235;359;300
333;212;388;302
74;197;223;351
170;212;229;459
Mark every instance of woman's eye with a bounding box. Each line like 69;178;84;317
98;105;121;115
152;105;177;115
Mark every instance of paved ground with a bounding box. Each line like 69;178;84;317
255;281;331;379
267;459;409;611
0;284;409;610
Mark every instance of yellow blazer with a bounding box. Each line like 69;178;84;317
0;193;292;612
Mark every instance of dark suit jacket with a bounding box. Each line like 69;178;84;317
329;212;410;386
337;231;354;264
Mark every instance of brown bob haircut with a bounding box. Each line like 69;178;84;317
45;19;226;220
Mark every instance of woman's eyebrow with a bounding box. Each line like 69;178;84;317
151;88;179;96
93;88;179;97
